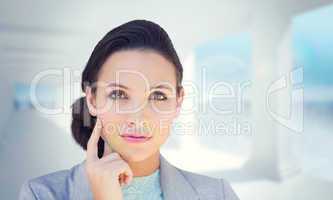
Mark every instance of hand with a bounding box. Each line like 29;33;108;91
85;118;133;200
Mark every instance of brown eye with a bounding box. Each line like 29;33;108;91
149;91;167;101
109;90;128;100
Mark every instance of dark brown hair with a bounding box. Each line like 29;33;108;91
71;19;183;158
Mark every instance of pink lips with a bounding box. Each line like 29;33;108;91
121;133;152;143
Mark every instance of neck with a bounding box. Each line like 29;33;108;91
127;151;160;177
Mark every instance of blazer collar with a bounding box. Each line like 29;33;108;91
73;154;199;200
159;155;200;200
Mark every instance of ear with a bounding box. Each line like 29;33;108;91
175;87;185;118
85;86;97;117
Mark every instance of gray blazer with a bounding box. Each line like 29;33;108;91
19;155;239;200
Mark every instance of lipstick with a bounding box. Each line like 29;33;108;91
121;133;152;143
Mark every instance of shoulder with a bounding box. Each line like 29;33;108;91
177;168;239;200
18;162;82;200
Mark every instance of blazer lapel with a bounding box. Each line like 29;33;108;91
73;154;200;200
72;160;93;200
160;155;200;200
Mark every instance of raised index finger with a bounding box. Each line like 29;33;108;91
86;118;102;162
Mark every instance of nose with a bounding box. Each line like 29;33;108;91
122;93;153;130
126;111;145;127
125;104;151;132
124;118;150;135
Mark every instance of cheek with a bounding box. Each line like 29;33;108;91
149;100;177;115
149;117;173;140
95;94;110;112
99;112;125;137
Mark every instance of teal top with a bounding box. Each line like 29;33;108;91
121;169;164;200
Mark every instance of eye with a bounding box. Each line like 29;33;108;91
149;91;168;101
109;90;128;100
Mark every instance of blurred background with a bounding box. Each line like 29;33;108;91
1;0;333;199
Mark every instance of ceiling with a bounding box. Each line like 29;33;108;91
0;0;332;82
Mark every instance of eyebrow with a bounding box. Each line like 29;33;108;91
151;84;173;92
107;82;173;92
107;82;130;90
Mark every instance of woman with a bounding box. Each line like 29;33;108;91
19;19;239;200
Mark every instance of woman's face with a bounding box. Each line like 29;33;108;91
86;50;184;162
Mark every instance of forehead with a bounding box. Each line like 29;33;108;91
98;50;177;88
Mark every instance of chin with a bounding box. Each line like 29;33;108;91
121;150;154;162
